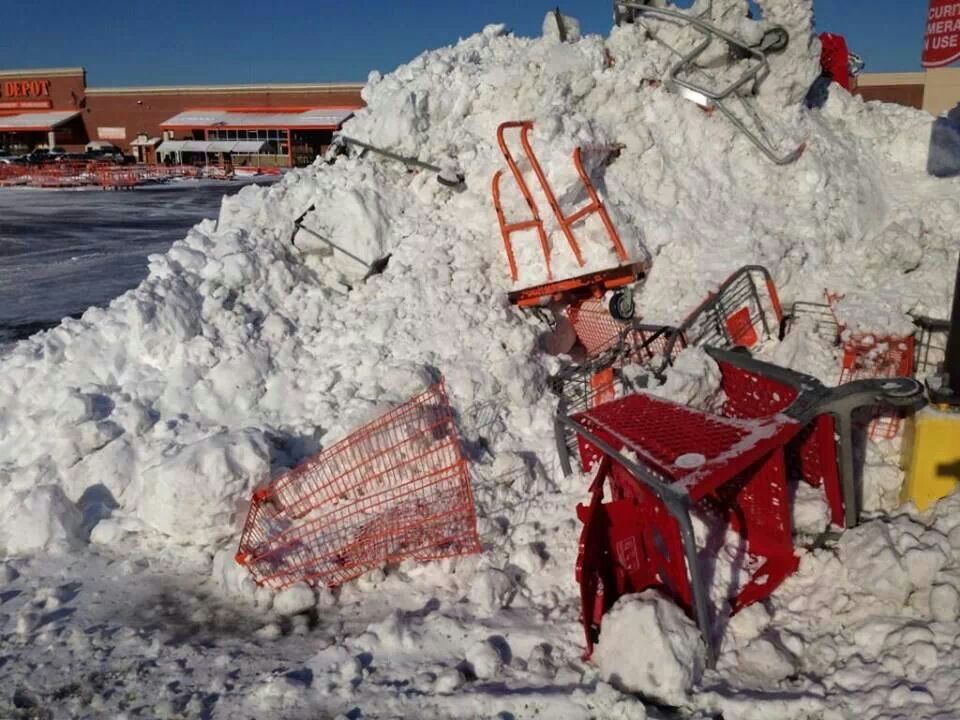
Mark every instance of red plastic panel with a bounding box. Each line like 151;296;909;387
717;360;799;419
573;392;802;500
839;333;916;439
726;306;759;347
590;368;617;408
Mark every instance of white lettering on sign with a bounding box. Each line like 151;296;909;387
924;0;960;67
97;127;127;141
930;2;960;19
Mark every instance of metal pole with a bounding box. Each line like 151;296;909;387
336;135;465;187
946;252;960;395
675;505;716;667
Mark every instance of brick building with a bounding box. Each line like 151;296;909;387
0;67;364;167
855;68;960;116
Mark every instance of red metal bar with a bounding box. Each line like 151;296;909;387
515;124;586;267
494;121;554;282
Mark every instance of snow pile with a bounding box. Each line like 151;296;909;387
1;0;960;717
1;0;954;554
832;291;918;336
594;590;704;705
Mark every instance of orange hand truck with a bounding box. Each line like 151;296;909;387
491;120;645;309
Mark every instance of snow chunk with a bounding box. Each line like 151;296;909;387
792;482;831;535
594;591;704;706
273;582;316;616
646;347;725;411
542;11;582;43
0;485;84;554
930;584;960;623
434;668;465;694
468;567;516;614
466;638;506;680
139;429;270;545
211;547;256;601
729;637;798;685
838;521;911;607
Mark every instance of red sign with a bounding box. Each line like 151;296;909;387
924;0;960;68
1;79;51;98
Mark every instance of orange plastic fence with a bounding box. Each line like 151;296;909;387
492;120;629;286
0;163;204;189
235;381;481;590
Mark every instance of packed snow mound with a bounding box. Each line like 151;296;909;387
644;346;726;410
594;590;704;706
139;428;270;546
0;0;955;562
1;2;960;718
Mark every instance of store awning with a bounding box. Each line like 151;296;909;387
160;107;355;130
156;140;272;154
0;111;80;132
129;136;162;147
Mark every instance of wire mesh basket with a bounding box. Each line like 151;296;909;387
565;297;630;357
236;381;481;590
914;315;951;380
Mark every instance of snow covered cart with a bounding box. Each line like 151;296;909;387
235;381;481;590
653;265;784;375
613;1;804;165
551;323;686;467
785;293;926;441
559;348;924;664
552;265;784;469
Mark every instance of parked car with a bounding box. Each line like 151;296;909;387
86;145;126;164
25;148;67;164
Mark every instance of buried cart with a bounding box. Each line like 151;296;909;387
559;347;924;664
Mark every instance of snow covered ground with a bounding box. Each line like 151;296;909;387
0;179;277;348
2;1;960;718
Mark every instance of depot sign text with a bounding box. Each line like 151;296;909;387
924;0;960;67
1;79;52;98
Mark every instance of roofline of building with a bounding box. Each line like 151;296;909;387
857;71;927;87
0;67;85;79
86;82;365;96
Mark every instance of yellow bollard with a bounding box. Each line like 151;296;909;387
901;406;960;511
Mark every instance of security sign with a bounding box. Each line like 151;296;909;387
924;0;960;68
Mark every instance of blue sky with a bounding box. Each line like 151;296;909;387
0;1;931;86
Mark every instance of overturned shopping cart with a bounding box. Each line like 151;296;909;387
614;1;804;165
235;381;481;590
560;347;924;664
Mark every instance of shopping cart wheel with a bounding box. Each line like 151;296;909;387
760;27;790;54
609;290;635;321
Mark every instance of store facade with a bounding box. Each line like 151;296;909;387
0;67;363;166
